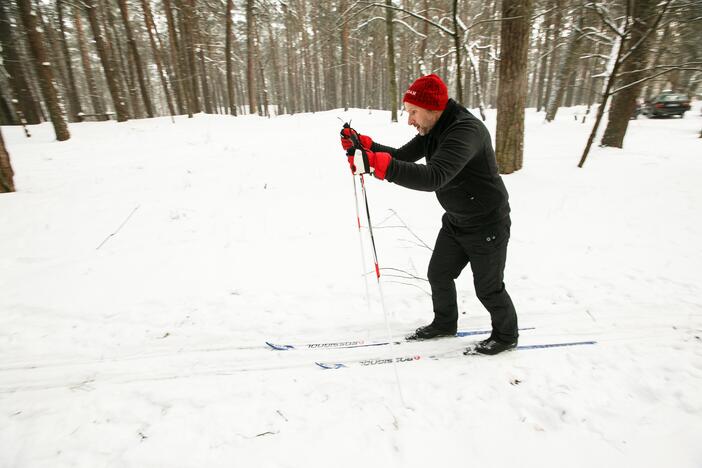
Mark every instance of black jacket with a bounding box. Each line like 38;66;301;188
372;99;510;230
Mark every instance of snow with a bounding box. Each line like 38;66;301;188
1;105;701;467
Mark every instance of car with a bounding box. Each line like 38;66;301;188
630;99;643;119
642;93;691;118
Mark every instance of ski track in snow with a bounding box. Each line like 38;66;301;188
1;106;701;467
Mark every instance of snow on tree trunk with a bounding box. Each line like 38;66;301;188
601;0;659;148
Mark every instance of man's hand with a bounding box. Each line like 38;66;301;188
347;147;391;180
340;126;373;153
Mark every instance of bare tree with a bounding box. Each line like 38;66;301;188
601;0;694;147
578;0;672;167
16;0;71;140
495;0;533;173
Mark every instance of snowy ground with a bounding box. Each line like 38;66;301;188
1;104;701;468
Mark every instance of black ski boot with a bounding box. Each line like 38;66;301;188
406;323;457;341
466;336;518;355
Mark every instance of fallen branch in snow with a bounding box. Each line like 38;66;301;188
384;280;431;297
380;267;428;283
382;209;432;251
96;205;140;250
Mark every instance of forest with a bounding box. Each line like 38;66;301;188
0;0;701;191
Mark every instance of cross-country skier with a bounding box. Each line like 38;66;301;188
340;74;518;355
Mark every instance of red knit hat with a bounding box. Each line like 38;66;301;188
402;74;448;111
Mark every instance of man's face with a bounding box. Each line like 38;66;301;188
405;102;441;136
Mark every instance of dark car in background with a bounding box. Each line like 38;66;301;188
642;93;691;118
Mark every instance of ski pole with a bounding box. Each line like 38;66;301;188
357;171;405;406
351;174;372;316
344;122;405;405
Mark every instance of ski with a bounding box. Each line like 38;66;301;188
265;327;535;351
315;340;597;370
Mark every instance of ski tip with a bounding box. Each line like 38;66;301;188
315;362;346;370
266;341;295;351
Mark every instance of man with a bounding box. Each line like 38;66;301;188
340;74;518;355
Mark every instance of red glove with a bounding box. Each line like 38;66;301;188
340;127;373;152
347;148;391;180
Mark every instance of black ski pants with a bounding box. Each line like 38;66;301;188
427;214;518;342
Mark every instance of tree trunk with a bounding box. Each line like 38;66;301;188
0;1;41;124
117;0;154;117
225;0;237;115
0;91;16;125
495;0;533;174
103;1;140;118
162;0;187;115
297;0;313;113
39;6;71;114
545;15;585;121
465;42;487;120
16;0;71;140
0;129;15;192
601;0;659;148
266;21;283;116
282;3;297;114
418;0;430;75
578;33;627;167
340;0;350;111
140;0;175;117
536;10;552;112
543;0;563;110
385;0;398;121
452;0;463;104
198;39;213;114
309;9;321;112
486;0;500;107
73;2;107;119
57;0;83;122
245;0;258;114
255;28;269;117
178;0;200;114
85;0;129;122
